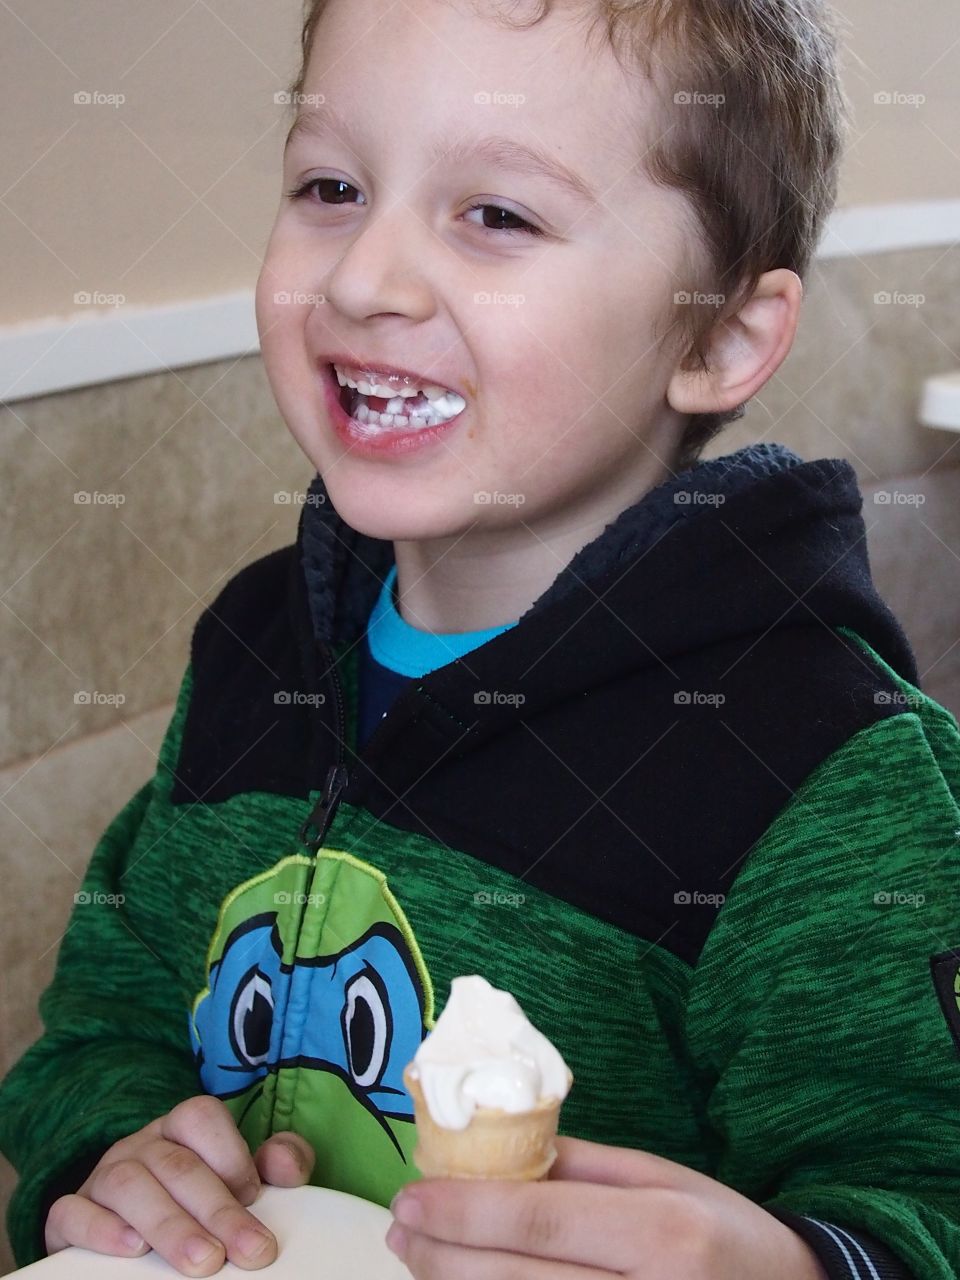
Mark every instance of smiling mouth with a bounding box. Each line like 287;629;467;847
328;363;467;433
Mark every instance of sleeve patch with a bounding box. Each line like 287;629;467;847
929;948;960;1057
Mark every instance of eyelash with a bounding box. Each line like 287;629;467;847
284;177;545;238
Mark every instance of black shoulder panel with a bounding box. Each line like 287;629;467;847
357;625;910;966
170;545;332;805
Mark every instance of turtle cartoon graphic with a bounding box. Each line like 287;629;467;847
189;850;435;1205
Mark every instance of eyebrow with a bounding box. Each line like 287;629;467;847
283;105;598;207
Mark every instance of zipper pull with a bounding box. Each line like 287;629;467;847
299;763;349;853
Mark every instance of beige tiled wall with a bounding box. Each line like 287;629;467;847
702;245;960;481
2;242;960;1274
2;354;313;767
860;470;960;717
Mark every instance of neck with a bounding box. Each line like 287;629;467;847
391;453;674;634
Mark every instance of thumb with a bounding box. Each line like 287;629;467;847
254;1131;317;1187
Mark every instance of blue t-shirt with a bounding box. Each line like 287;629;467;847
357;564;518;749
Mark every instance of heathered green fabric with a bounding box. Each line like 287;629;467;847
687;629;960;1279
2;629;960;1276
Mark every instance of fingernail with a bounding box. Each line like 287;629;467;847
391;1190;422;1227
185;1236;220;1266
121;1227;144;1250
281;1140;305;1171
385;1223;407;1257
236;1226;272;1260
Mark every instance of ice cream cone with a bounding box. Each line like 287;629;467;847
403;1064;566;1181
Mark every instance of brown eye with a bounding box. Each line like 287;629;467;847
463;202;544;238
286;177;365;205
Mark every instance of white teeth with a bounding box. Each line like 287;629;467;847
332;362;467;433
352;392;465;432
432;392;467;417
332;362;457;402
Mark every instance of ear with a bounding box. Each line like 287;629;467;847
666;268;803;416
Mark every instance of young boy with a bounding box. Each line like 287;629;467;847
3;0;960;1277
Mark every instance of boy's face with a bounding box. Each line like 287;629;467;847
256;0;698;542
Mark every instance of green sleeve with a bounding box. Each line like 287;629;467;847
685;671;960;1280
0;666;200;1268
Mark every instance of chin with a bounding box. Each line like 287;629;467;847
320;472;476;543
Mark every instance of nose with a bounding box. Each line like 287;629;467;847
320;200;437;324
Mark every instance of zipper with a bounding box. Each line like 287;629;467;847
298;642;350;854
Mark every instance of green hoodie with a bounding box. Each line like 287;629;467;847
2;452;960;1280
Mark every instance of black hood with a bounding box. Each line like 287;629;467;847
298;441;918;768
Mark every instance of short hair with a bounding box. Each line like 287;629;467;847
286;0;851;473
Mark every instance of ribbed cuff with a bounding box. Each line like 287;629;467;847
766;1205;914;1280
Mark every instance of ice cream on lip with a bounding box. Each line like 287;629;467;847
405;974;573;1130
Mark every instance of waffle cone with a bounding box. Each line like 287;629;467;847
403;1064;566;1181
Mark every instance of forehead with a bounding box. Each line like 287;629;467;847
298;0;654;179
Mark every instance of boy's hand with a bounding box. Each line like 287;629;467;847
387;1135;829;1279
44;1094;316;1276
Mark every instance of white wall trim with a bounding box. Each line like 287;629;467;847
1;291;259;404
2;200;959;405
817;198;960;259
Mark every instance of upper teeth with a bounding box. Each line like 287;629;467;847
333;363;454;403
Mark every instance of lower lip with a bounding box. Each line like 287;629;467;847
320;365;467;458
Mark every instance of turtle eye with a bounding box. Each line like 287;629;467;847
342;968;391;1089
230;968;274;1067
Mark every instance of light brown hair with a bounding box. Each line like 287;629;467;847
286;0;852;472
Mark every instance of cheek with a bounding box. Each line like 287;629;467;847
255;229;313;339
257;301;306;396
481;368;602;488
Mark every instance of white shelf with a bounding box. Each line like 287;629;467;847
920;371;960;433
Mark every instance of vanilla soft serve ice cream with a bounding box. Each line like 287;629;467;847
406;974;572;1130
